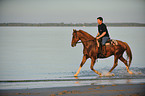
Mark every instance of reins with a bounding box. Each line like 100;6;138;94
75;30;95;44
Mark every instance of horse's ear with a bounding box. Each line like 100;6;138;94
73;29;76;32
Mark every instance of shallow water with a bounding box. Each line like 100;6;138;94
0;27;145;89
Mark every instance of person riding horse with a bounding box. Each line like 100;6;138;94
96;17;110;56
71;29;133;77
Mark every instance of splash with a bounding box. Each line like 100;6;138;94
101;70;115;77
131;70;142;75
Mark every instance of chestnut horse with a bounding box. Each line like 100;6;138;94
71;29;133;77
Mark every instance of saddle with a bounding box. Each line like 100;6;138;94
97;38;118;58
98;38;118;46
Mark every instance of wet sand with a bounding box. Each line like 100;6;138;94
0;83;145;96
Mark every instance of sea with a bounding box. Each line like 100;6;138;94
0;26;145;89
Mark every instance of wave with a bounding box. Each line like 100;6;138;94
0;67;145;83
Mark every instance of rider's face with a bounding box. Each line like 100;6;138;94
97;19;102;25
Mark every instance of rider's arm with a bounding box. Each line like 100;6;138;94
97;32;106;39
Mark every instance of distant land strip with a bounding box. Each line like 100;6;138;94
0;23;145;27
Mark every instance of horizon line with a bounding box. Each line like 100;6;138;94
0;22;145;24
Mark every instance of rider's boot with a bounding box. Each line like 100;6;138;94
98;45;105;57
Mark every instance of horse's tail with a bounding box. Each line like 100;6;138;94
124;42;132;68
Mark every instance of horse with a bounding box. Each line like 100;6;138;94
71;29;133;77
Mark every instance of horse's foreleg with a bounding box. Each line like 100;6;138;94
109;55;118;73
119;56;133;74
90;58;102;76
74;55;87;77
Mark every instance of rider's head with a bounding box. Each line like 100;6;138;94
97;17;103;25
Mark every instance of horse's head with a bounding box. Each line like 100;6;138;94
71;29;80;47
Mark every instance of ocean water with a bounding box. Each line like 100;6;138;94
0;27;145;89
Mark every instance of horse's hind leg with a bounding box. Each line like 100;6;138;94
90;58;102;76
119;56;133;74
74;55;87;77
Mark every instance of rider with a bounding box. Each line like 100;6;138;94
96;17;110;55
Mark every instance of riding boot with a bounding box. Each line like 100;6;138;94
99;45;105;57
97;46;101;58
98;45;101;54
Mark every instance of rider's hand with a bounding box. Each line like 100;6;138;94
96;37;100;40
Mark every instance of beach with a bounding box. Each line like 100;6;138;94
0;83;145;96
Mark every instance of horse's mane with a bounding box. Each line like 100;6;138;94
78;30;95;40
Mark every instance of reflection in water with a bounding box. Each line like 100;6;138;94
74;76;79;84
126;79;132;83
74;76;79;79
73;76;145;86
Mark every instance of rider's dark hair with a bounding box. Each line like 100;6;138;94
97;17;103;22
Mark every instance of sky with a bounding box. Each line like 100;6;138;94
0;0;145;23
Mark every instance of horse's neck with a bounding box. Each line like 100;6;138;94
79;35;95;48
77;30;96;48
79;30;94;39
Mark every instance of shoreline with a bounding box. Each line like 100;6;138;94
0;83;145;96
1;78;145;90
0;26;145;27
0;22;145;27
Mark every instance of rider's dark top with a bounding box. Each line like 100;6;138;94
98;23;110;37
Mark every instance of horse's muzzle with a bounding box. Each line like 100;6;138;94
71;43;76;47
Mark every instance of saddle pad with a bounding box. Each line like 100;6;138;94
105;39;118;46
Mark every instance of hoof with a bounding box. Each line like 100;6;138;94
106;72;115;76
74;74;78;77
112;73;115;76
99;74;103;77
128;71;133;74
